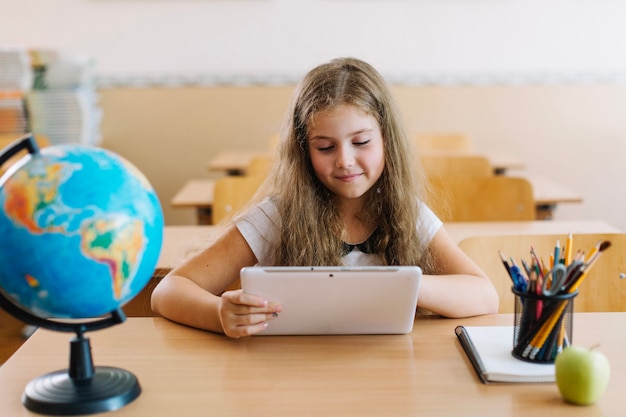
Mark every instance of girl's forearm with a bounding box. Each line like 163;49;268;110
151;274;225;333
418;274;499;318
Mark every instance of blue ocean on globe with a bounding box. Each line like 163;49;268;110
0;145;163;318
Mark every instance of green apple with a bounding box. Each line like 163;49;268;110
555;345;610;405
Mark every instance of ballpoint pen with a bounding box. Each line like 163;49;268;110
509;259;528;293
498;250;513;280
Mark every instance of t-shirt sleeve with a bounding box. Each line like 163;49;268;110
235;198;280;265
419;202;443;243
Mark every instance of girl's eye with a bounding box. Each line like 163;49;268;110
317;145;334;152
354;140;370;146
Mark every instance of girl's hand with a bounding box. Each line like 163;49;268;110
218;289;282;338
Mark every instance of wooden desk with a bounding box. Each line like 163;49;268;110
157;225;214;272
521;173;584;220
118;219;620;317
172;175;583;224
207;150;273;176
1;314;624;416
421;149;526;175
155;220;621;272
207;149;524;176
170;179;215;224
445;219;620;243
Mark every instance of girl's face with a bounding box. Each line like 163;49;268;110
307;104;385;207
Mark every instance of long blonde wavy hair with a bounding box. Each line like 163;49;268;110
243;57;436;272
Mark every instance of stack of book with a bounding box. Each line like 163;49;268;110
0;47;31;142
25;49;102;145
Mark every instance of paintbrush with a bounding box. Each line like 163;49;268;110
566;240;612;293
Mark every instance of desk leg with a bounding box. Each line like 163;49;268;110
535;204;555;220
196;207;213;225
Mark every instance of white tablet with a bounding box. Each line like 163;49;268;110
240;266;421;335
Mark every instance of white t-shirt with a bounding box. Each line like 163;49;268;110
236;198;442;266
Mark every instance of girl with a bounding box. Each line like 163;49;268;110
151;57;499;337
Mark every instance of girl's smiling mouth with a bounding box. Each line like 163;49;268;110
336;173;362;182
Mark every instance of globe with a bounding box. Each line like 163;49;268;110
0;135;163;415
0;142;163;319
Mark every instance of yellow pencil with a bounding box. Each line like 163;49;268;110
564;232;573;265
527;301;568;359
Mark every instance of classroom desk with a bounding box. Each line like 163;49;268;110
156;220;621;271
171;175;583;224
118;219;621;318
1;313;624;417
421;149;526;175
207;150;273;175
170;179;215;224
207;149;526;176
444;219;621;243
157;225;214;272
516;173;583;220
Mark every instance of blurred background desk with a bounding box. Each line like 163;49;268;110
170;179;215;224
207;150;274;176
156;220;621;273
171;176;583;224
122;218;621;317
520;173;583;220
445;219;620;243
1;314;625;416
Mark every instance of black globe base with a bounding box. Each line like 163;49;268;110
0;294;142;415
19;326;141;415
23;366;141;416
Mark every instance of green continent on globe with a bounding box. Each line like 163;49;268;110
81;217;144;300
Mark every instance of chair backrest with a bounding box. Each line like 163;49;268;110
212;175;265;224
246;155;273;177
458;233;626;313
421;154;493;177
414;133;473;152
428;175;535;221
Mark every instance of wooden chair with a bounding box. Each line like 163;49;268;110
246;155;273;177
414;133;472;152
212;174;265;224
421;154;493;177
428;175;535;222
458;233;626;313
212;174;267;291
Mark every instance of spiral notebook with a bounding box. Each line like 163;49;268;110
455;325;555;384
240;266;421;335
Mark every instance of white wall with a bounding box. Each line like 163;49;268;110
2;0;626;79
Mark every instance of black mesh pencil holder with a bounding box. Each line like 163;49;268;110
511;287;578;364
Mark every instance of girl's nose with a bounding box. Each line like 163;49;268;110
336;146;355;168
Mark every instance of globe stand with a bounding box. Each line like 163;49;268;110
0;293;141;415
